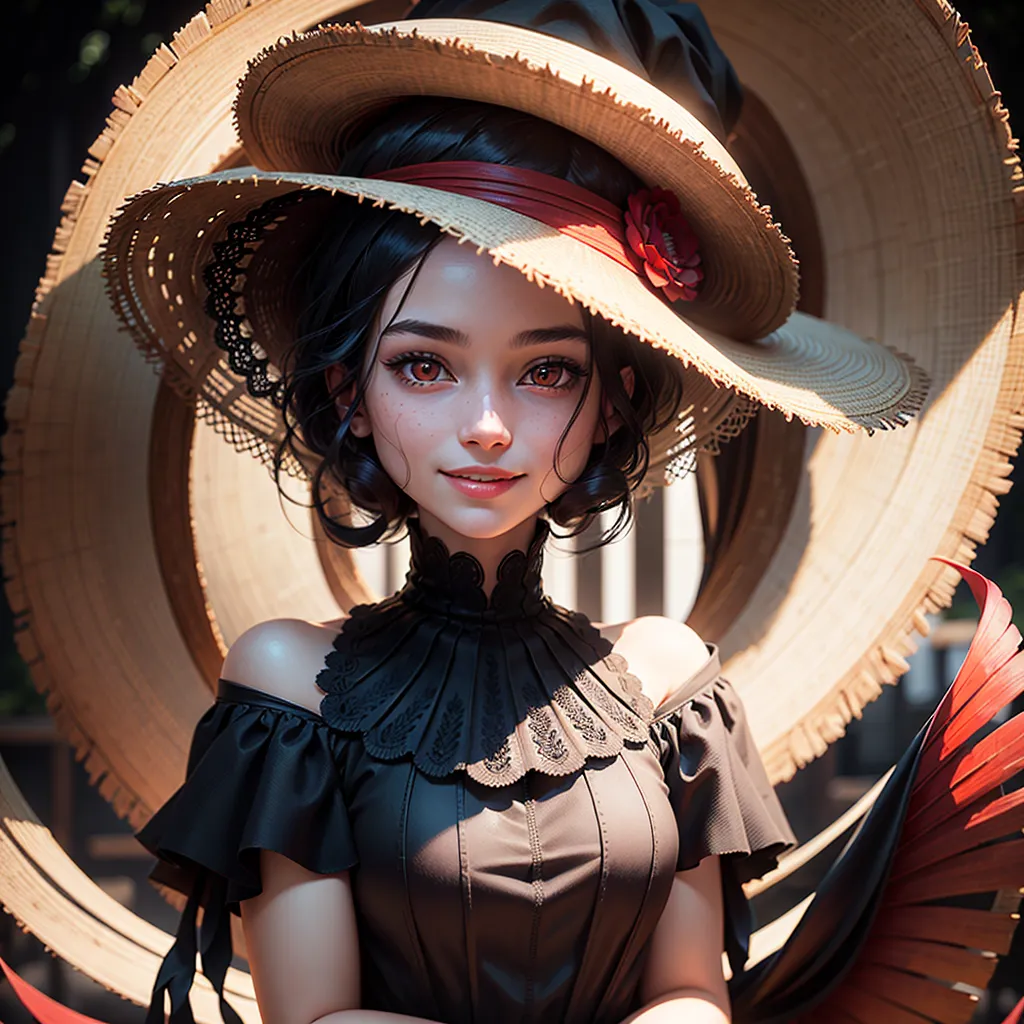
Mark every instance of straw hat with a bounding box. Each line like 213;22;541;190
1;0;1021;1009
101;10;929;486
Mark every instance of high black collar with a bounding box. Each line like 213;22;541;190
316;519;654;785
400;518;550;622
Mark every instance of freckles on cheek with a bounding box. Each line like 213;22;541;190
375;394;442;455
533;406;594;486
370;393;407;451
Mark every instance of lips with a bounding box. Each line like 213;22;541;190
440;467;526;499
441;467;525;481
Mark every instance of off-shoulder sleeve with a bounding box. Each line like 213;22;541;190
133;683;359;1024
650;651;796;975
651;651;794;876
136;682;359;913
651;654;795;882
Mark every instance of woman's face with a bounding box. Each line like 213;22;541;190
342;236;610;542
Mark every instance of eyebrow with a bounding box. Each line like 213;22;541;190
378;318;589;348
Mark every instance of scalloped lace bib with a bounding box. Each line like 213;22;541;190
315;519;654;786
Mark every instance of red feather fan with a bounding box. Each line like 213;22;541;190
794;561;1024;1023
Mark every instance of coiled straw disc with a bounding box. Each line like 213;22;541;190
0;0;398;1010
698;0;1023;778
0;0;1021;1014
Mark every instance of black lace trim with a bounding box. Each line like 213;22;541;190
202;190;310;401
316;519;653;785
400;517;549;621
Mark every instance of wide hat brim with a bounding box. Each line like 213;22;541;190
235;18;798;344
104;166;927;466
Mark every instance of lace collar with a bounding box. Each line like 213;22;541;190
316;519;654;785
401;517;549;622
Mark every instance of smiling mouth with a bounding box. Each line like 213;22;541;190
439;470;526;498
440;470;526;481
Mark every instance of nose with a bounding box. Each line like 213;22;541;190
459;394;512;451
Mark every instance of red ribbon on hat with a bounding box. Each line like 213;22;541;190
369;161;703;303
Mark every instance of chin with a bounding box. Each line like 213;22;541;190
419;502;544;542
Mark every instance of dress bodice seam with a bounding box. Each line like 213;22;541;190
590;749;661;1021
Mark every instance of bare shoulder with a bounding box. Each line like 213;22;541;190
600;616;710;709
220;614;348;717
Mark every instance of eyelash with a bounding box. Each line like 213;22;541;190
382;352;454;388
382;352;589;391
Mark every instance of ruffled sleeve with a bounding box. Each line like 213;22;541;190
137;680;358;909
650;647;795;973
134;681;358;1024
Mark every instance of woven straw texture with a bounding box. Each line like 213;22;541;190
236;17;799;342
105;170;927;446
0;0;1021;1014
708;0;1023;780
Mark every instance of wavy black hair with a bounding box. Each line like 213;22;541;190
274;98;684;548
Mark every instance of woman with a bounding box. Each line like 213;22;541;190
137;90;799;1024
6;1;1023;1023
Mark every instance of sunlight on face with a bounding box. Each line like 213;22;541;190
350;236;604;542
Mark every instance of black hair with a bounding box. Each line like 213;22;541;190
274;98;683;548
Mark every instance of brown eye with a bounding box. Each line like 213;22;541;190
409;359;441;382
521;360;584;390
529;364;562;386
383;352;454;386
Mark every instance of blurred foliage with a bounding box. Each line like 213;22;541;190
948;564;1024;628
0;0;205;716
962;0;1024;38
0;0;199;155
0;646;45;716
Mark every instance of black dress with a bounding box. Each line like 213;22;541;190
136;520;795;1024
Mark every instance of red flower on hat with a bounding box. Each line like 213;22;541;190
623;188;703;302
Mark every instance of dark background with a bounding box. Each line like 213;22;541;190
0;0;1022;1021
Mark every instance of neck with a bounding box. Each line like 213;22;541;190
415;511;542;598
